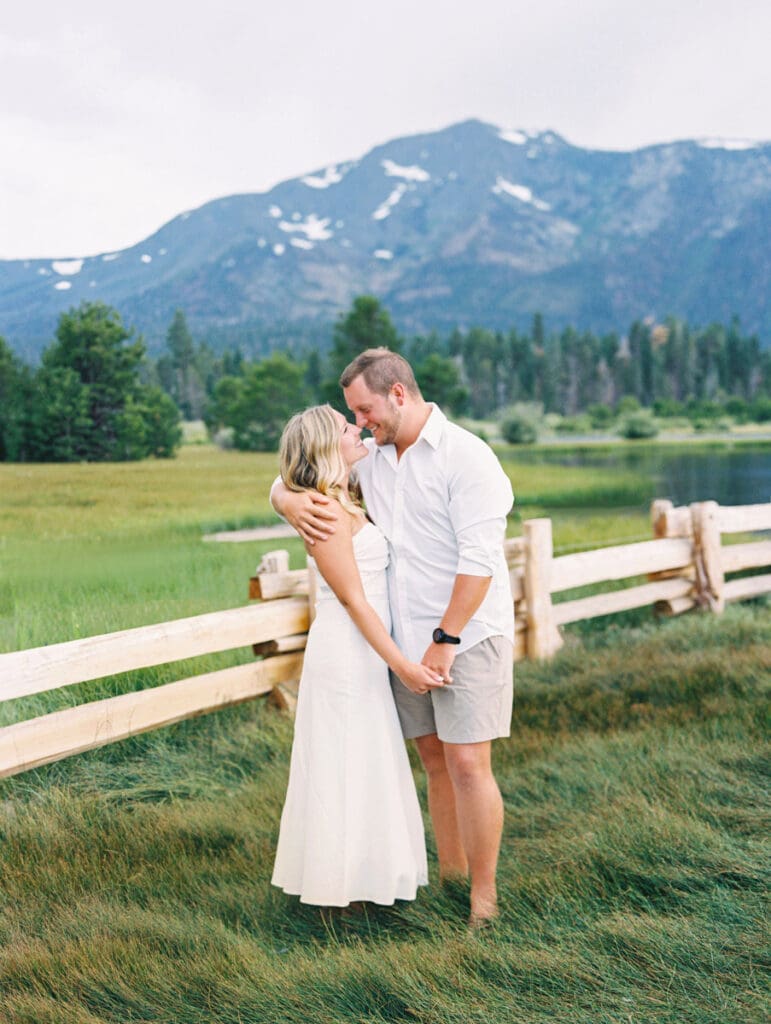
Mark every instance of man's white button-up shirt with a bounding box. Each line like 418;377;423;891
355;404;515;662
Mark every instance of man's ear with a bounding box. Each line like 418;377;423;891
391;382;406;405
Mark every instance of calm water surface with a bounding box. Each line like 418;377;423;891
505;443;771;508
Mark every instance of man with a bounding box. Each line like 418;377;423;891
272;348;514;926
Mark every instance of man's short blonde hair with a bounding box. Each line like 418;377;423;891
339;348;421;398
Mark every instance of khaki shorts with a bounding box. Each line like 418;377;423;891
390;635;514;744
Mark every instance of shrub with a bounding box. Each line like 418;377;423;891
555;415;591;434
619;411;659;439
652;398;685;418
587;403;614;429
501;412;538;444
750;395;771;422
616;395;641;416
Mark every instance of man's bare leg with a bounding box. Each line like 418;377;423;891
414;733;468;879
443;740;503;924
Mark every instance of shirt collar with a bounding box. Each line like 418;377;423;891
372;403;446;463
418;403;446;450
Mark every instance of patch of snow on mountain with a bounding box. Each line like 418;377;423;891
302;165;344;188
273;243;285;256
269;205;282;218
38;268;51;276
382;159;430;182
373;184;407;220
374;249;393;260
102;253;120;261
698;138;760;151
54;281;71;290
159;248;167;256
291;238;314;250
257;238;266;247
278;214;333;241
492;177;551;211
499;129;527;145
52;259;83;276
141;254;152;263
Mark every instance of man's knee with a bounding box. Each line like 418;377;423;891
444;742;493;791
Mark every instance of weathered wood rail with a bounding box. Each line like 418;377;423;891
0;500;768;778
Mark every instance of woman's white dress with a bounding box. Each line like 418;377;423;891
271;522;428;906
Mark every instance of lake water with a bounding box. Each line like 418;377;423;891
506;442;771;508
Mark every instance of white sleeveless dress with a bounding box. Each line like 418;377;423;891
271;522;428;906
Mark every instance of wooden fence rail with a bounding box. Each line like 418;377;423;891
0;499;768;779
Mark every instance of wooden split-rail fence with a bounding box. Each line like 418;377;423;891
0;500;769;779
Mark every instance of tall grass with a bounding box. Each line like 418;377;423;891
0;608;767;1023
0;445;768;1022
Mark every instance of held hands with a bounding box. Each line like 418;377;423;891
399;661;450;696
283;490;339;545
420;642;457;689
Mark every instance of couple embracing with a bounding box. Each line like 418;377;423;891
270;348;514;928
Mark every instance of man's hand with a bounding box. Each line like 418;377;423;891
420;641;456;683
398;661;449;695
276;487;339;545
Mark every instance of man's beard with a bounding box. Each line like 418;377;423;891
373;401;401;446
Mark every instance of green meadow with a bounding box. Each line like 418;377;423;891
0;444;768;1023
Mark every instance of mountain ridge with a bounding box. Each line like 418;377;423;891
2;118;769;358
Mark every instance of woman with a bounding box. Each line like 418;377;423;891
271;405;442;907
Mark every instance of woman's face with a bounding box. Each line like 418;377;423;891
333;410;367;468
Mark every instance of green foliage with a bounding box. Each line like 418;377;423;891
554;414;591;434
587;402;614;429
161;310;206;419
413;352;468;413
138;302;770;445
225;353;308;451
501;411;539;445
750;395;771;422
322;295;402;408
616;394;642;416
18;303;182;463
0;337;32;460
619;410;660;440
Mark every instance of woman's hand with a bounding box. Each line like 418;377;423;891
280;489;339;545
397;661;450;696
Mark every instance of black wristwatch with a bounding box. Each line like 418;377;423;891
432;627;461;645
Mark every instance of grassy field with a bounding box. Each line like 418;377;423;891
0;444;768;1023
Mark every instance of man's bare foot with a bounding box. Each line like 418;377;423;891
468;911;499;933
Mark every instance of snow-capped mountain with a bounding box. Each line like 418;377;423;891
2;119;769;358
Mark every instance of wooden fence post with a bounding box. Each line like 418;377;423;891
691;501;725;613
251;549;304;715
523;518;563;660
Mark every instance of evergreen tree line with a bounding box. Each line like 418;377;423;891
0;303;181;462
1;297;769;461
202;299;771;450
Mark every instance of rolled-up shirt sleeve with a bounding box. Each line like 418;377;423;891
448;444;514;576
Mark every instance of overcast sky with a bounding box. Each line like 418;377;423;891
2;0;769;260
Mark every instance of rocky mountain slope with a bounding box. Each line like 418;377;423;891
2;119;768;358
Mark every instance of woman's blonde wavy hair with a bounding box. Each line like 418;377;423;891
279;405;364;517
